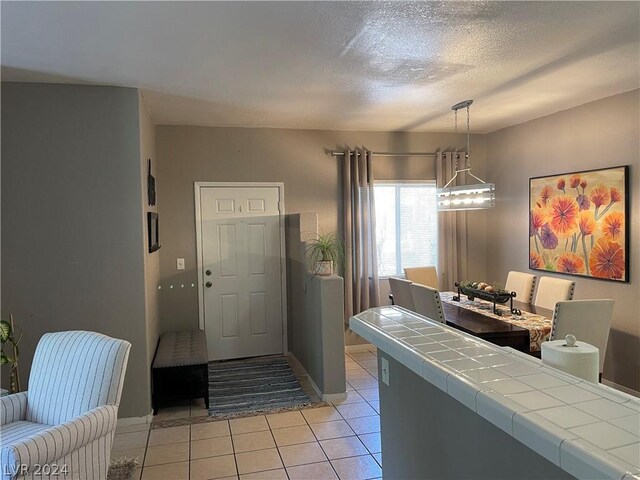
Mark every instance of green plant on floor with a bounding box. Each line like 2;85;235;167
1;315;23;393
305;232;345;276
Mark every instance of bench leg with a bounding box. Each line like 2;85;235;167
202;364;210;409
152;369;159;415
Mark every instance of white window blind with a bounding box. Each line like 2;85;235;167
374;182;438;277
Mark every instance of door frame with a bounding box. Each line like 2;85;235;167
194;181;288;355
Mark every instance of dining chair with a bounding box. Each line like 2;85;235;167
534;276;575;310
550;300;614;374
389;277;415;310
404;266;439;289
504;271;537;304
410;283;445;323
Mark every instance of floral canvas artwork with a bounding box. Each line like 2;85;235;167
529;166;628;282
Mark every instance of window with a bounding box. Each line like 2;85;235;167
374;182;438;277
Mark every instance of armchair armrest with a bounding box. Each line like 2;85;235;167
1;404;118;475
0;392;28;426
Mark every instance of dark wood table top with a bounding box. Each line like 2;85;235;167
441;297;554;352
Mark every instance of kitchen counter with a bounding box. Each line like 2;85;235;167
350;306;639;480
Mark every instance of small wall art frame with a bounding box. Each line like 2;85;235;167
529;165;629;282
148;212;160;253
147;158;156;206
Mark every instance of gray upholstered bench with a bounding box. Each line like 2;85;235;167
152;330;209;414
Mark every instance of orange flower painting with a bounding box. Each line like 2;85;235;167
589;184;610;209
549;196;579;238
530;166;627;282
529;251;544;270
602;211;624;242
578;211;597;236
589;238;625;280
556;253;585;274
539;185;554;206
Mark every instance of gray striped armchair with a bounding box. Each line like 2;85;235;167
0;331;131;480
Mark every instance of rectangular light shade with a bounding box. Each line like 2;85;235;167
436;183;495;211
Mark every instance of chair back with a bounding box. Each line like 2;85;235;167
550;300;614;373
404;266;439;289
505;271;537;304
389;277;415;310
410;283;445;323
534;276;575;310
26;331;131;425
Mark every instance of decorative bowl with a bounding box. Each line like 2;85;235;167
458;282;514;304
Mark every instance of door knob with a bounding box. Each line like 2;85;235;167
205;269;212;276
205;282;213;288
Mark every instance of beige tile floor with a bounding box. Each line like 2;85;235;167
112;346;382;480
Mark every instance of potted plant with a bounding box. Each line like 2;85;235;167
305;232;344;276
1;315;22;393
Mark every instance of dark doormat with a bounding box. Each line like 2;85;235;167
208;355;312;418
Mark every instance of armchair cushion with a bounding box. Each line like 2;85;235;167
0;421;49;445
0;392;28;426
1;405;117;479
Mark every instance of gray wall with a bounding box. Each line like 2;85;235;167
379;353;574;480
1;83;151;418
485;89;640;392
139;92;161;386
155;126;486;344
286;213;346;396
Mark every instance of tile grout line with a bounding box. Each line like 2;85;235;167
187;422;191;480
334;361;381;478
266;419;291;479
348;351;383;469
228;421;241;479
301;408;346;480
139;425;151;479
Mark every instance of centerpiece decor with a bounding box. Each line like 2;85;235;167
529;166;628;282
454;281;521;316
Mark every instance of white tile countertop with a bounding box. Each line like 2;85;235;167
350;306;640;480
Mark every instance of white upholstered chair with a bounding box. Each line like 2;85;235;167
0;331;131;480
504;271;537;304
389;277;415;311
404;266;439;289
550;300;614;374
534;276;575;310
410;283;445;323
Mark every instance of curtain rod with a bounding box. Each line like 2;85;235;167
330;150;437;158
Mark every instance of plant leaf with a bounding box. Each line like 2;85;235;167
0;352;9;365
0;321;10;343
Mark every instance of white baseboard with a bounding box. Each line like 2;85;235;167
117;411;153;427
288;353;347;403
602;379;640;398
322;392;348;402
345;344;373;353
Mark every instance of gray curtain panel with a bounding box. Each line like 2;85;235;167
343;148;380;321
436;151;468;291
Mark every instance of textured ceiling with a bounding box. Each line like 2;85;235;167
2;1;639;133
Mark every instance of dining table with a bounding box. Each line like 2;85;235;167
438;291;554;354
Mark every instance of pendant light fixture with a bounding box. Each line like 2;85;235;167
437;100;495;211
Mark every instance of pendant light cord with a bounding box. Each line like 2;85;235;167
454;107;459;171
466;104;471;168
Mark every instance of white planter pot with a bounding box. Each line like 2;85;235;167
315;260;333;276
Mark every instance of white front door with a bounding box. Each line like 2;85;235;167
197;185;285;361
